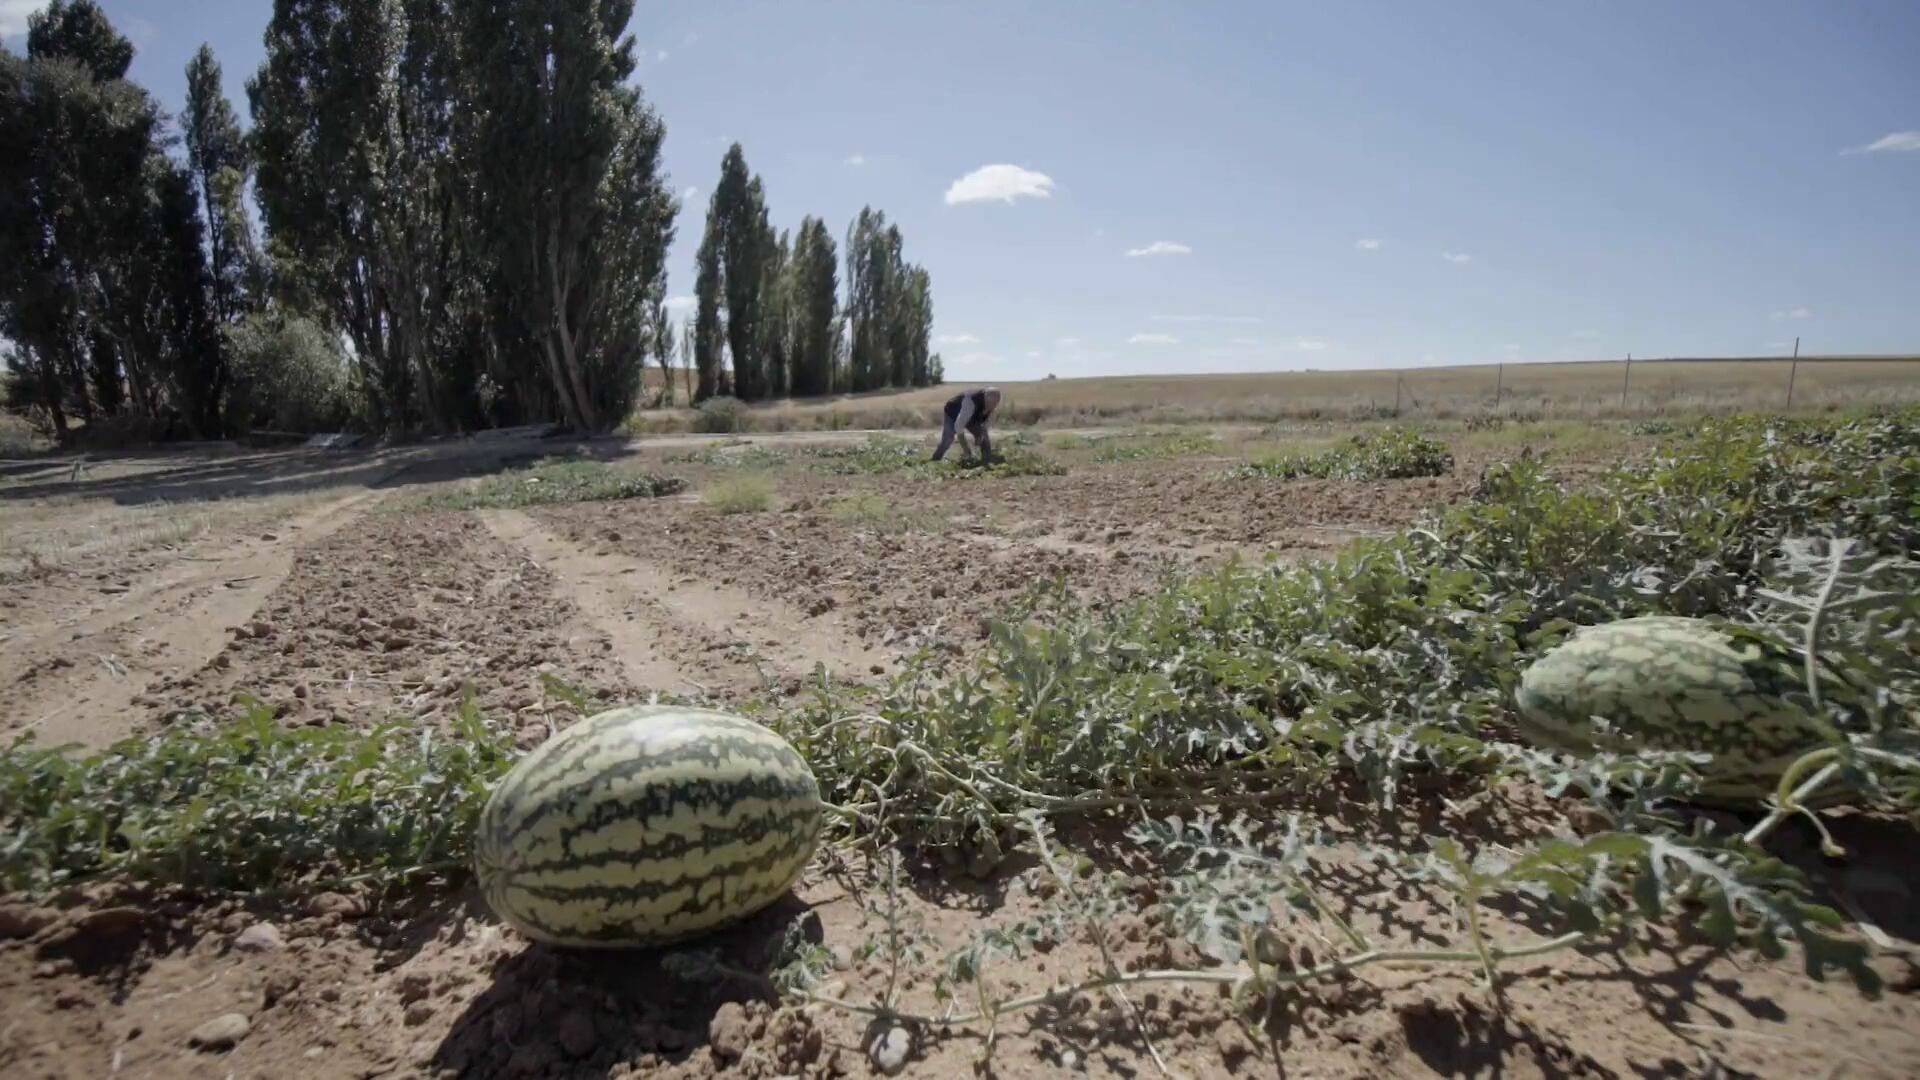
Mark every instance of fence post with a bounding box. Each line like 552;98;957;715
1621;353;1632;412
1495;363;1504;404
1394;374;1403;416
1785;336;1800;411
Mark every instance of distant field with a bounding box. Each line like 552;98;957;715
630;355;1920;433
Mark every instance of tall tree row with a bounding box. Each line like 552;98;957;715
690;150;931;403
5;1;938;440
844;206;935;395
1;1;225;442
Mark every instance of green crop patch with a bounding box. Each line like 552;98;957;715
421;457;686;510
5;407;1915;1050
1229;428;1454;480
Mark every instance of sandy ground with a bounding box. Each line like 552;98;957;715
2;426;1915;1079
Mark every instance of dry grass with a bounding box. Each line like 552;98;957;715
701;474;776;514
0;489;333;579
624;356;1920;433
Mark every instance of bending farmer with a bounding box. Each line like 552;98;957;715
932;387;1003;464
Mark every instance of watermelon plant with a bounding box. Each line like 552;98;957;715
1227;427;1453;480
2;407;1916;1071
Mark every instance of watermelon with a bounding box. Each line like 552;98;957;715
1513;615;1840;805
474;704;824;948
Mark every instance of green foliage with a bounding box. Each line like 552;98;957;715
1093;431;1220;462
1231;427;1454;480
694;395;747;433
422;457;686;510
702;474;776;514
0;696;515;893
845;206;935;393
4;407;1913;1030
667;443;789;469
1;7;226;441
223;312;350;432
769;409;1917;1014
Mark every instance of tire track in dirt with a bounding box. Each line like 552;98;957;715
481;509;888;700
3;488;387;750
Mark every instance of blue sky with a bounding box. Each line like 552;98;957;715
6;1;1917;381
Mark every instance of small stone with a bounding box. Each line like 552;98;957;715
1061;1048;1081;1070
404;1002;435;1027
710;1002;752;1061
1215;1023;1251;1066
188;1013;252;1051
557;1010;596;1059
1566;805;1611;836
53;990;86;1009
0;905;58;940
307;892;365;919
304;1047;326;1060
263;971;300;1006
867;1026;911;1075
250;621;273;639
233;923;285;953
796;1025;824;1065
828;945;852;972
397;971;433;1004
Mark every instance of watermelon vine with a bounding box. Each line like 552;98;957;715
2;407;1916;1070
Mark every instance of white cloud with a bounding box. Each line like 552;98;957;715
681;186;700;208
949;351;1001;368
1092;228;1106;239
944;164;1055;205
0;1;42;35
1292;339;1330;351
935;333;979;346
1356;238;1382;251
1842;131;1920;155
1502;343;1522;352
1128;333;1179;345
1230;338;1261;347
1765;341;1794;350
1055;336;1080;346
664;295;696;313
1026;350;1043;360
656;49;670;62
1150;314;1262;324
1771;306;1813;321
1126;240;1192;258
1569;329;1600;341
1441;251;1473;264
845;154;866;167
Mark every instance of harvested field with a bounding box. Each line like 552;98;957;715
2;416;1916;1080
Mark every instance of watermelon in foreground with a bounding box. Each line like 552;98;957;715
1513;615;1837;805
475;704;824;948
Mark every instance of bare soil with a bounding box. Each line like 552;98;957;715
3;427;1915;1079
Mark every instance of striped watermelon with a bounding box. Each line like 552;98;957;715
1514;615;1841;805
474;704;824;948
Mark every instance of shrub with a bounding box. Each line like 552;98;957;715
703;474;775;513
422;457;686;510
1230;427;1453;480
694;396;747;433
224;313;353;433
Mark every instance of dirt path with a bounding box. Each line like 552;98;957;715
2;489;386;750
481;509;889;701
